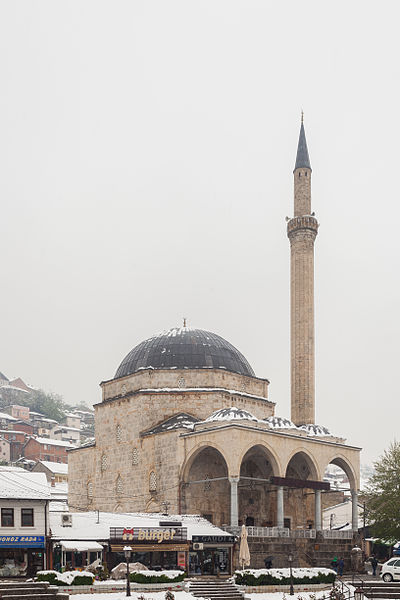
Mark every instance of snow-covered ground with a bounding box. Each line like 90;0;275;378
69;592;337;600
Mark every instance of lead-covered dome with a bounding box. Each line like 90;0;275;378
115;327;255;379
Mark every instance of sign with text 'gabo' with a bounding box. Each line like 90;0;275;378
110;527;187;544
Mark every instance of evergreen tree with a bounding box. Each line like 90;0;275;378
364;441;400;541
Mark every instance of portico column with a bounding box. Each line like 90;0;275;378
351;490;358;531
277;486;284;528
229;477;239;527
315;489;322;531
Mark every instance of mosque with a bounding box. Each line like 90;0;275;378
68;120;361;558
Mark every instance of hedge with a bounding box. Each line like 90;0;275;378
129;572;185;584
37;571;95;586
234;571;336;586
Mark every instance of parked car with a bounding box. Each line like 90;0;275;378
380;558;400;581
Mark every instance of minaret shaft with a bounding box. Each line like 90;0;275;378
287;122;318;425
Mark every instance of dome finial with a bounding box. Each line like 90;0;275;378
183;317;187;327
301;109;304;123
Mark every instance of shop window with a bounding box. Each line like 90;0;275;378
149;471;157;492
1;508;14;527
132;447;139;466
21;508;34;527
116;475;123;497
116;424;122;443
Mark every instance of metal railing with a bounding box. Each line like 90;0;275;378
322;530;354;539
292;529;316;538
223;526;290;537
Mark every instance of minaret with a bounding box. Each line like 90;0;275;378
287;116;319;425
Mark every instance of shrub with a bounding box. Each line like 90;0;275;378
71;575;95;586
130;572;185;584
234;571;336;586
37;572;64;585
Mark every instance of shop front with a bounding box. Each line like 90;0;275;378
189;534;235;576
110;524;189;572
0;535;45;577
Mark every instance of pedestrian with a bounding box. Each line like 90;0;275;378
338;558;344;576
371;556;378;577
331;556;338;573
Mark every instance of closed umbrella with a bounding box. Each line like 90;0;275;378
239;524;250;570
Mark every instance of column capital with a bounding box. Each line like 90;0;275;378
229;476;240;484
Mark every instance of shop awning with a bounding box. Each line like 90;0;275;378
60;540;103;552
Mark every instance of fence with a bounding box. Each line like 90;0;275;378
223;526;353;539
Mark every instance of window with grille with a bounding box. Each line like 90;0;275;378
101;454;108;472
204;474;211;492
149;471;157;492
116;424;122;443
177;377;186;388
87;481;93;498
116;475;123;496
132;447;139;465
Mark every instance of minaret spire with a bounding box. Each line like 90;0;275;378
287;116;319;425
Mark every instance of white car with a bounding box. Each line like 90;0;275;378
380;558;400;581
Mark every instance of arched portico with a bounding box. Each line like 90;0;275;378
238;444;279;527
323;454;359;530
276;449;322;530
181;445;230;527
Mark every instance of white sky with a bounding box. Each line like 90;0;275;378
0;1;399;466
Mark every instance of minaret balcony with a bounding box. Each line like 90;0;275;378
287;215;319;238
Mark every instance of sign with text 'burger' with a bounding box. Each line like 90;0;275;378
110;527;187;544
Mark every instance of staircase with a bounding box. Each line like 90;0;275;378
189;579;245;600
0;581;69;599
354;581;400;599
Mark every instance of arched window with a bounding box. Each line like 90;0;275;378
116;475;123;497
101;454;108;472
87;481;93;498
132;447;139;466
149;471;157;492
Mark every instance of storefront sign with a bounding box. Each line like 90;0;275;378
192;535;235;544
0;535;45;548
110;527;187;544
111;543;189;552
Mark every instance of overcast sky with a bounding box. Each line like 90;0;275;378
0;1;399;466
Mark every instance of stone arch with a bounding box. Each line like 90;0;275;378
237;441;282;478
181;441;231;482
238;443;281;527
283;448;321;530
181;443;229;527
323;454;357;491
285;447;320;480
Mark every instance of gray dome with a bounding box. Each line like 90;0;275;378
115;327;255;379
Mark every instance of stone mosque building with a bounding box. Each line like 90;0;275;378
68;121;361;539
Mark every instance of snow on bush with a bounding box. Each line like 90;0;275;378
37;569;95;586
235;567;336;586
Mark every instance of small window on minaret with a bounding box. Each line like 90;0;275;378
305;171;307;177
298;172;301;177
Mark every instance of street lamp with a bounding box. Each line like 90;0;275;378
123;546;132;597
354;588;364;600
288;553;294;596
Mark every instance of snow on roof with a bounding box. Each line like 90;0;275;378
54;426;81;432
298;424;334;437
64;413;81;418
0;465;26;472
37;461;68;474
0;412;17;421
205;407;259;422
0;385;30;394
0;471;51;500
60;540;103;552
142;413;199;436
263;416;297;429
138;387;272;403
32;437;76;448
50;512;234;541
196;407;341;439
